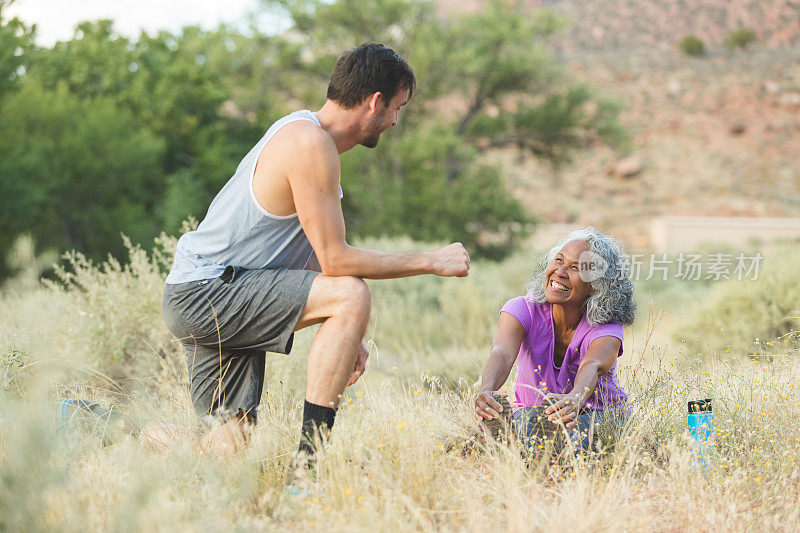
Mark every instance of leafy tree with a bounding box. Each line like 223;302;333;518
0;81;165;272
261;0;626;257
28;21;263;232
0;0;628;275
1;18;270;272
0;1;35;95
176;24;292;126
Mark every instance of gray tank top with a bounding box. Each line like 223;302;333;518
165;110;340;284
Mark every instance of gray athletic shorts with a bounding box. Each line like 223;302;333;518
161;266;317;422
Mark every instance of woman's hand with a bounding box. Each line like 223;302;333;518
543;392;584;429
475;390;507;420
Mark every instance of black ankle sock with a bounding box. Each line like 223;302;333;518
298;400;337;458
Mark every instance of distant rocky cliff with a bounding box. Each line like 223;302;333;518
438;0;800;51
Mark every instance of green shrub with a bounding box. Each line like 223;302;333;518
1;349;29;399
724;28;757;51
679;35;706;57
39;231;183;384
672;243;800;356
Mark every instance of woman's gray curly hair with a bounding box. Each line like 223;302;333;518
524;227;636;326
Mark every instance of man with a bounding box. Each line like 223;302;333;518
159;43;470;461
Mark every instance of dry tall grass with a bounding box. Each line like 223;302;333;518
1;236;798;531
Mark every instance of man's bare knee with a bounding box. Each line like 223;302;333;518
296;275;371;330
335;276;371;319
200;414;253;457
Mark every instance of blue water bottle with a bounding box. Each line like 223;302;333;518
688;399;714;464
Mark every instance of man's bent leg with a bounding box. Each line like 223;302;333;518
163;267;317;457
297;276;371;407
139;342;264;457
292;275;372;460
199;409;254;457
139;422;197;452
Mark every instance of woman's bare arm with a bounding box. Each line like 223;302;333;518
475;312;525;420
545;336;621;428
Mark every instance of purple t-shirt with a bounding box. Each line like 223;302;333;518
501;296;627;412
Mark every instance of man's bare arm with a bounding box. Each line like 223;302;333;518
289;128;469;279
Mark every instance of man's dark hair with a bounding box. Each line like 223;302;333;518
327;43;415;109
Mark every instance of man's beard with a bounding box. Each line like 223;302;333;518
360;132;381;148
359;120;384;148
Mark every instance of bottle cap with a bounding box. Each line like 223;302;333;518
688;399;712;413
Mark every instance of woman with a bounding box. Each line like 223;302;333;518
475;227;635;452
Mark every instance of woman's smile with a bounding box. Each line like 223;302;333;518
549;278;571;292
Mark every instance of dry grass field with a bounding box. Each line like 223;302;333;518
1;234;799;531
3;1;799;529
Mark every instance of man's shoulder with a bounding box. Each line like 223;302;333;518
260;114;338;181
277;123;340;185
274;116;333;153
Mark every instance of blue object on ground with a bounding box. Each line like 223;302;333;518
57;398;126;451
58;399;103;427
283;483;325;498
688;398;714;464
